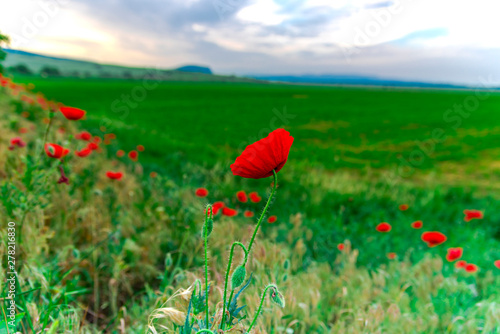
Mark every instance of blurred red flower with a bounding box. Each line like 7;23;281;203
116;150;125;157
10;137;26;148
337;243;345;251
463;209;483;222
137;145;145;151
455;260;467;269
387;252;397;259
267;215;277;223
244;210;254;218
60;106;86;120
195;188;209;197
421;231;447;247
45;143;70;159
464;263;478;273
230;128;294;179
75;131;92;141
494;260;500;269
106;171;123;180
19;127;28;134
236;190;248;203
445;247;463;262
249;191;262;203
75;147;92;157
222;207;238;217
128;150;138;161
87;142;99;151
411;221;423;229
376;222;392;232
399;204;409;211
211;201;225;215
150;171;157;178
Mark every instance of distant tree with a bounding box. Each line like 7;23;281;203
123;71;133;79
0;33;10;74
40;66;61;77
8;64;33;75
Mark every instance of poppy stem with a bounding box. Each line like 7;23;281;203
203;204;212;329
247;284;274;333
246;169;277;263
220;242;248;329
40;111;54;158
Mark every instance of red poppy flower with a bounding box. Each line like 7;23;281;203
230;128;294;179
195;188;209;197
87;142;99;151
249;191;262;203
21;111;30;118
411;221;423;229
116;150;125;157
421;231;447;247
463;209;483;222
455;260;467;269
60;106;86;120
10;137;26;148
236;190;248;203
494;260;500;270
464;263;478;273
75;131;92;141
376;222;392;232
75;147;92;157
445;247;463;262
45;143;70;159
128;150;138;161
19;127;28;134
399;204;409;211
212;201;225;215
137;145;145;152
106;171;123;180
387;252;397;259
267;215;277;223
337;243;345;251
58;127;66;134
222;207;237;217
244;210;254;218
92;136;102;144
150;171;158;178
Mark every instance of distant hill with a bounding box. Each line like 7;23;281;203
246;74;475;90
2;49;258;83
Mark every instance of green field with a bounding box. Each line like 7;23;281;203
1;75;500;333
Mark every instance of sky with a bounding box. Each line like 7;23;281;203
1;0;500;85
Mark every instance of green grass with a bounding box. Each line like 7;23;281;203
1;76;499;333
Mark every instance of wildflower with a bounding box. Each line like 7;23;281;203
464;263;478;273
150;171;157;178
60;106;86;120
106;171;123;180
421;231;447;247
222;207;237;217
244;210;254;217
230;128;294;179
376;222;392;232
249;191;262;203
195;188;209;197
399;204;409;211
236;190;248;203
75;131;92;141
45;143;70;159
267;215;277;223
19;127;28;134
455;260;467;269
137;144;145;151
116;149;125;157
212;201;225;215
463;209;483;222
337;243;345;251
445;247;463;262
411;221;423;229
387;252;397;259
128;150;138;161
87;142;99;151
75;147;92;157
494;260;500;269
10;137;26;148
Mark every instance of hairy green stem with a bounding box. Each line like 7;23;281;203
204;204;212;328
220;242;248;329
247;285;275;333
246;170;277;263
196;330;214;334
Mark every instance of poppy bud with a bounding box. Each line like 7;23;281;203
204;218;213;237
231;265;246;289
165;253;173;269
270;286;285;308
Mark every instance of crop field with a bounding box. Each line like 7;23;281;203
1;74;499;333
